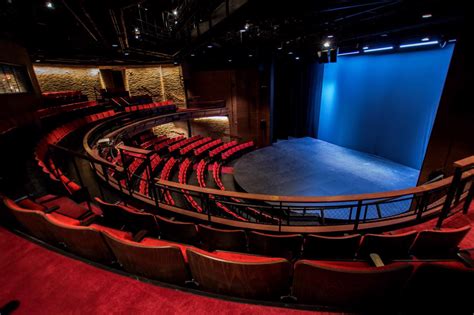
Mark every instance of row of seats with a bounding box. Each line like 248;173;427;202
160;157;178;206
194;139;222;156
196;159;208;188
137;155;161;196
179;137;212;155
124;101;176;113
178;158;203;213
42;90;88;107
37;100;98;119
140;135;167;149
168;135;203;153
35;109;116;195
221;140;254;160
3;196;472;311
208;140;238;158
153;136;185;152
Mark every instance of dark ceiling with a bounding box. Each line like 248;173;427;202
0;0;465;65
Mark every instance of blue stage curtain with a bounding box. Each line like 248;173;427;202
318;46;454;169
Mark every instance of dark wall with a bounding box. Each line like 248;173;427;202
0;40;41;121
184;65;271;147
271;60;324;141
418;35;474;183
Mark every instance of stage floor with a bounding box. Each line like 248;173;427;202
234;137;420;198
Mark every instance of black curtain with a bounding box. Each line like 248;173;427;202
271;61;324;141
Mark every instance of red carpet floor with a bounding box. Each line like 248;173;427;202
0;227;337;315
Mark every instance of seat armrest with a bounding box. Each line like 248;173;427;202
44;205;60;213
80;214;99;226
132;229;149;242
369;253;385;267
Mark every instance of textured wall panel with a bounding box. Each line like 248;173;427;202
126;67;163;100
162;66;185;104
34;66;101;100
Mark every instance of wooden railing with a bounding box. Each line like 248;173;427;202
77;108;474;234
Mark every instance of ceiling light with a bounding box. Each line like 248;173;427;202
323;41;331;48
363;46;394;53
46;1;54;9
295;56;300;60
190;53;195;57
228;59;232;62
244;23;249;30
277;46;283;50
327;35;334;39
288;51;293;55
422;13;432;18
248;54;253;57
337;51;360;56
35;59;41;63
421;37;430;42
112;44;118;47
362;46;369;50
124;52;129;56
400;41;439;48
207;45;213;48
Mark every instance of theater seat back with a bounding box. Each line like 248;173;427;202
409;226;471;258
187;249;291;300
155;215;198;245
3;198;55;243
358;231;417;261
293;260;413;309
198;224;247;252
248;231;303;260
304;234;361;259
102;232;188;284
44;215;115;263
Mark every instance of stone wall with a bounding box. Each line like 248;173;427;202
126;65;185;104
34;65;101;100
152;116;230;140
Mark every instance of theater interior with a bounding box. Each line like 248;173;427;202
0;0;473;314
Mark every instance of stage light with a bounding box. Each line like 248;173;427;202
338;51;359;56
323;41;331;48
400;41;438;48
173;9;178;16
244;23;249;30
363;46;394;53
46;1;54;9
422;13;432;18
421;37;430;42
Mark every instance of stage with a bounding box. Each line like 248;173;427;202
234;138;420;217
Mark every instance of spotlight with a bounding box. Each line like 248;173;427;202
46;1;54;9
422;13;432;18
323;41;331;48
244;23;249;30
173;9;178;16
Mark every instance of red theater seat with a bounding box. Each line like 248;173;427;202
198;224;247;252
102;232;189;284
303;234;361;260
155;215;198;245
248;231;303;260
187;248;291;300
409;226;471;258
292;260;413;309
358;231;418;262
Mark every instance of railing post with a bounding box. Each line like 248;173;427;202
436;167;463;229
353;200;363;231
417;192;429;221
463;180;474;214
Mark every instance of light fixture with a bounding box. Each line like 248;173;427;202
35;59;41;62
248;54;253;57
207;45;213;48
400;40;439;48
422;13;432;18
173;9;178;16
362;46;369;50
288;51;293;55
295;56;300;60
277;46;283;50
337;51;360;56
448;39;457;43
421;37;430;42
327;35;334;39
124;52;129;56
112;44;118;47
363;46;394;53
190;53;195;57
174;61;179;65
228;59;232;62
46;1;54;9
244;23;249;30
323;41;331;48
240;29;246;33
381;34;388;37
